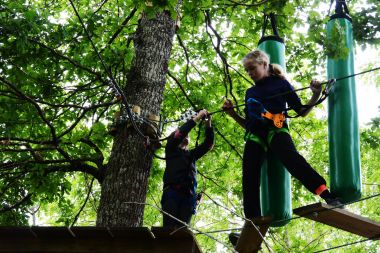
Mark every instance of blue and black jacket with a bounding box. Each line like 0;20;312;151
245;75;303;139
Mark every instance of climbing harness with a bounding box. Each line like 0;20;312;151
245;97;286;128
244;127;289;152
262;111;286;128
244;96;289;150
246;98;265;120
244;132;267;151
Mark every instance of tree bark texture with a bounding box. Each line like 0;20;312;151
97;11;176;227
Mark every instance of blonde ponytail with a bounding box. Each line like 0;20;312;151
270;63;286;79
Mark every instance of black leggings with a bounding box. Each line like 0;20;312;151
161;188;194;227
243;132;326;218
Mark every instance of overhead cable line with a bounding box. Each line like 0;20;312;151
144;65;380;126
123;200;238;253
312;236;379;253
206;66;380;118
107;65;380;146
67;0;380;144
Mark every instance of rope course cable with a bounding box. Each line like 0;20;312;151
312;235;380;253
202;191;380;234
143;65;379;161
207;65;380;118
123;200;239;253
64;3;380;144
192;192;380;252
199;191;275;252
21;3;379;246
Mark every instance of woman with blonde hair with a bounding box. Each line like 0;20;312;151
222;49;342;222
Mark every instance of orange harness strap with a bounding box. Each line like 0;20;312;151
261;111;286;128
315;184;327;195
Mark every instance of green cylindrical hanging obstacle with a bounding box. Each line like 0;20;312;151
258;14;292;227
326;1;361;202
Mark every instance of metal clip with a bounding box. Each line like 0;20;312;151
324;78;336;96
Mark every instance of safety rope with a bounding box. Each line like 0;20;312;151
68;0;380;144
123;201;238;252
123;65;380;145
206;66;380;118
203;191;380;234
196;191;380;252
312;236;379;253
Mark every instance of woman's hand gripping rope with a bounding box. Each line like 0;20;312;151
310;79;322;95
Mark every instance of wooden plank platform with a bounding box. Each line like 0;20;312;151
0;226;202;253
151;227;202;253
235;216;272;253
294;202;380;239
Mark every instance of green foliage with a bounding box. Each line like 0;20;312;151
325;20;350;59
351;0;380;45
0;210;29;226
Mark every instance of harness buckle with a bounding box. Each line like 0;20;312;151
261;111;285;128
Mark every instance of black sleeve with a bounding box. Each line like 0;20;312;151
166;119;196;150
283;80;303;112
190;126;214;161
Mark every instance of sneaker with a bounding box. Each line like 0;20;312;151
228;232;239;246
325;197;345;209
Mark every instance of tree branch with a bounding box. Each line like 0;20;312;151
0;194;32;213
79;138;105;169
103;7;138;50
204;11;239;106
46;163;101;180
176;34;190;81
167;71;198;109
29;38;102;78
0;75;59;144
70;177;95;227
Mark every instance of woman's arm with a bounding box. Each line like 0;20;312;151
222;99;246;128
297;80;322;117
191;116;214;160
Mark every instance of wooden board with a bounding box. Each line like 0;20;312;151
0;226;203;253
235;216;272;253
294;202;380;239
151;227;202;253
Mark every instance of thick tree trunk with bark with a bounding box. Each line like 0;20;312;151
97;11;176;227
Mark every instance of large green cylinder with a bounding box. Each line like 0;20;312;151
327;16;361;202
258;36;291;227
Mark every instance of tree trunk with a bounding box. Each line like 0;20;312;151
97;11;176;227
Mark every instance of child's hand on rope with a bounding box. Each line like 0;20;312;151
193;109;208;123
204;114;212;128
310;79;322;94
